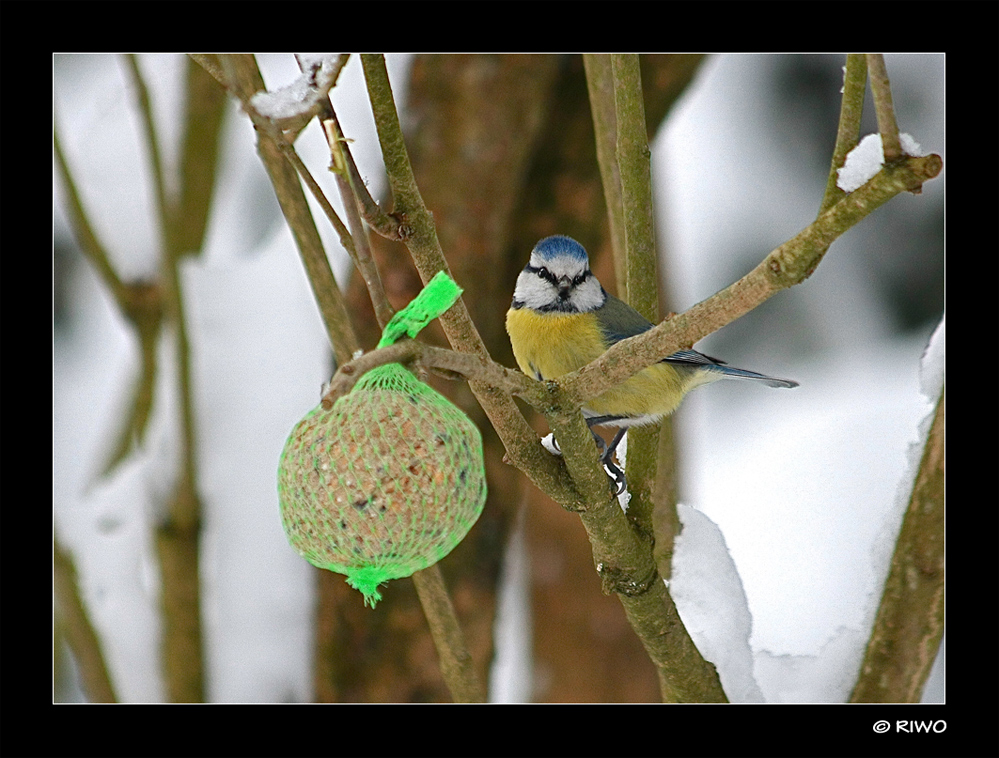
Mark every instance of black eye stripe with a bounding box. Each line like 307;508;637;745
526;264;557;285
526;264;590;287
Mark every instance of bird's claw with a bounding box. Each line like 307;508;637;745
601;453;627;495
551;430;627;495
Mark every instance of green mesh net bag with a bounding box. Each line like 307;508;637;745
277;272;487;607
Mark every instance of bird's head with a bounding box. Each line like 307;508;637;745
512;235;606;314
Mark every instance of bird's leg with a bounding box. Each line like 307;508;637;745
586;418;628;495
602;428;628;495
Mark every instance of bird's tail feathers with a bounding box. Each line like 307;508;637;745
708;364;798;388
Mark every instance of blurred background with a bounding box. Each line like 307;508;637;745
54;54;943;703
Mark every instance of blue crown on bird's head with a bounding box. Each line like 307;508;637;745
533;235;590;263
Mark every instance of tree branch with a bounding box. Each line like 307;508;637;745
54;539;118;703
577;53;726;702
583;54;627;287
360;54;578;505
322;99;411;242
54;129;165;473
850;385;945;702
559;153;942;411
820;53;868;213
866;54;904;163
411;566;487;702
322;115;396;329
220;54;360;365
321;339;538;410
608;53;663;554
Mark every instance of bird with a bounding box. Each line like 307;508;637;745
505;234;798;493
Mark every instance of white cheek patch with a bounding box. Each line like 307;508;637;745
570;278;605;312
513;271;557;310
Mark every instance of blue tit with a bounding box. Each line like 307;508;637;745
506;235;798;492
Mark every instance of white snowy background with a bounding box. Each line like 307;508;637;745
53;53;944;703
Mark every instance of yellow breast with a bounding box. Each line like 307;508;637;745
506;308;606;380
505;307;692;422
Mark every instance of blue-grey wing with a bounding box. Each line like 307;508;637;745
596;295;797;388
594;294;655;344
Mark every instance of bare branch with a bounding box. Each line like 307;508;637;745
866;54;904;163
54;540;118;703
820;54;868;213
411;567;487;702
851;386;945;702
560;153;942;410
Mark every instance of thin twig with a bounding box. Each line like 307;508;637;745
122;55;172;249
866;54;904;163
221;59;341;230
411;567;487;702
56;69;167;474
321;339;537;410
53;129;130;308
227;58;406;357
188;54;227;90
54;539;119;703
820;54;868;213
611;54;657;318
323;102;410;241
239;93;355;255
221;54;360;364
174;57;229;257
323;116;396;328
583;54;627;288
